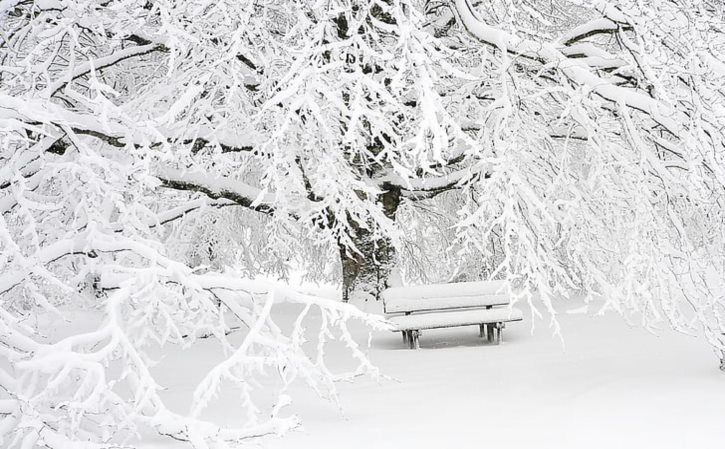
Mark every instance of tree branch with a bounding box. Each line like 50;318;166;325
451;0;686;138
558;18;632;46
48;44;165;96
155;167;275;215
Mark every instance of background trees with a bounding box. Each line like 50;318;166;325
1;0;724;447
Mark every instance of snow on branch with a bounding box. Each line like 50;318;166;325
48;44;165;96
2;2;725;447
0;227;389;448
155;167;276;214
451;0;685;137
558;18;626;46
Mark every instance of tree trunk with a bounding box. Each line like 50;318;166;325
340;184;400;302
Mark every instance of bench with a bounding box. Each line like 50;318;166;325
382;280;523;349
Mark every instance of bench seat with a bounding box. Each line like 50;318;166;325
388;307;523;331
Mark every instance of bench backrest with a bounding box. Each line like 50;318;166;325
382;280;510;314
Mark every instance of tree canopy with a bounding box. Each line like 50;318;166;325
1;0;724;447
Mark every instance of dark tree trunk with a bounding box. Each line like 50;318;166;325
340;184;400;302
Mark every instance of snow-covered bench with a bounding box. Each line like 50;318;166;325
382;280;523;349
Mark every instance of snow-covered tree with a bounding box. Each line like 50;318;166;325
1;0;725;447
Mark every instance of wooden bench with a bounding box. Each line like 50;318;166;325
382;280;523;349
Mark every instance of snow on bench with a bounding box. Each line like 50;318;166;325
383;279;507;300
382;280;523;349
384;294;509;314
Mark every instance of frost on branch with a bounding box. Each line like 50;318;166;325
0;228;388;448
0;75;387;446
0;132;386;447
442;0;725;349
2;0;725;445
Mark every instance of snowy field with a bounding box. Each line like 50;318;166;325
134;295;725;449
5;1;725;448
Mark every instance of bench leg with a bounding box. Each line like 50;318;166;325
409;330;420;349
486;324;494;343
402;331;408;345
495;322;502;344
479;323;485;338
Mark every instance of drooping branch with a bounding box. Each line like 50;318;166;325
48;43;165;96
155;167;275;215
558;17;631;46
107;198;237;232
451;0;686;138
0;227;388;448
382;162;490;199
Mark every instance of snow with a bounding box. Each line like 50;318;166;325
383;280;508;300
154;166;275;206
453;0;686;136
557;18;618;44
387;307;523;331
383;280;512;314
47;44;160;95
4;0;725;446
559;44;628;70
130;296;725;449
384;294;510;314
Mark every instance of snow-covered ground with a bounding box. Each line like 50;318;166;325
139;294;725;449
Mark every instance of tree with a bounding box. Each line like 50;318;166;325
1;0;724;447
